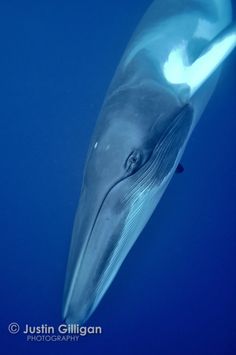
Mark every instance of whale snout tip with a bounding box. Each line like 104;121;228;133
63;301;92;326
63;312;85;326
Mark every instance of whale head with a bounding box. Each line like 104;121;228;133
63;83;193;324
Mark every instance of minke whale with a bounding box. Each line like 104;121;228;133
63;0;236;324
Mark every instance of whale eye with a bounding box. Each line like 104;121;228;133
125;150;142;174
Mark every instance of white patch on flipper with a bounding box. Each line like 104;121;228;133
163;41;189;85
163;30;236;98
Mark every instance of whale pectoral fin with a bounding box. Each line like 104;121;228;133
188;23;236;97
164;24;236;99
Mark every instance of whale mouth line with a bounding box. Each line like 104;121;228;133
87;104;188;243
63;103;193;323
63;172;133;319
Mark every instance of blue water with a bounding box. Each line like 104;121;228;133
1;1;236;354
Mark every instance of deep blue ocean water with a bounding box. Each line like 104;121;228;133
1;1;236;354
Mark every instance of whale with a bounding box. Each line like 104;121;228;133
63;0;236;324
